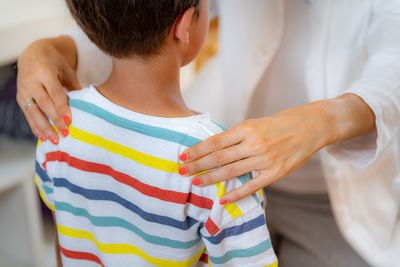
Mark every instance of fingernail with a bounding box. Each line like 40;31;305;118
50;137;58;145
61;128;69;137
178;167;188;175
192;178;201;185
39;136;45;142
63;115;71;125
219;198;228;205
179;153;188;161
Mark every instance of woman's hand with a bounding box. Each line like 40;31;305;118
16;36;80;143
179;94;375;204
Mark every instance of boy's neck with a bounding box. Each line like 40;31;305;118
98;52;195;118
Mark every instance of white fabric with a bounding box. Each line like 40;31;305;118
62;0;400;265
247;0;327;194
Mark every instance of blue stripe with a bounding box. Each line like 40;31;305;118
35;161;52;182
55;201;201;249
53;178;199;230
203;214;266;245
209;239;272;264
70;99;201;147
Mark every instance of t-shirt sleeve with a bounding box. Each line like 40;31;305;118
35;139;57;211
199;173;277;266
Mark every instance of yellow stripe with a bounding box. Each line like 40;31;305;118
57;224;204;266
69;125;181;173
34;175;55;211
214;182;243;219
46;125;243;219
264;260;278;267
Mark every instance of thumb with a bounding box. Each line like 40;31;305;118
62;66;81;91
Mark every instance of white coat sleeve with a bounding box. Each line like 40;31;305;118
61;25;112;87
329;0;400;168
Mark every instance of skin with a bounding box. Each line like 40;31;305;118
179;94;376;204
99;0;209;118
17;2;375;206
17;36;80;143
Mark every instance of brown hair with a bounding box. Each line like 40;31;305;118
65;0;200;58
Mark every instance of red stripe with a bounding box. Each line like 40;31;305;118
45;151;213;209
60;245;105;267
205;217;220;236
199;253;209;263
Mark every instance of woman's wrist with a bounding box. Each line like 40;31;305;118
320;93;376;144
25;36;78;71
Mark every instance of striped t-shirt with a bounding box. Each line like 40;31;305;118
35;85;277;267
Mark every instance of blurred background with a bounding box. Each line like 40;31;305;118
0;0;220;266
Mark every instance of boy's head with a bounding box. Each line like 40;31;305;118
66;0;208;63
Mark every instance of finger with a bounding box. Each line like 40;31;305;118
17;86;57;140
182;126;244;162
61;64;81;91
27;82;67;136
42;75;72;127
192;156;264;187
181;143;251;176
25;103;60;144
220;171;278;204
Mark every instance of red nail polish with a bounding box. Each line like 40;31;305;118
192;178;201;185
39;136;45;142
50;137;58;145
219;198;228;205
61;128;69;137
179;153;188;161
63;115;71;125
178;167;188;175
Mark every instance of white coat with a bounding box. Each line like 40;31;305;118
66;0;400;266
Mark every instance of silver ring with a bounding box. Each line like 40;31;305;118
24;98;36;111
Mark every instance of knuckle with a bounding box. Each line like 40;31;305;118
262;155;273;167
210;136;222;150
199;173;211;184
242;120;257;134
246;181;259;194
35;94;47;106
230;190;240;201
37;65;52;77
252;138;268;154
224;164;237;177
213;151;225;165
188;162;198;174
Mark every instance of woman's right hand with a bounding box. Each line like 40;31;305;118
16;35;81;144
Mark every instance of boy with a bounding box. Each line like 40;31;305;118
35;0;277;266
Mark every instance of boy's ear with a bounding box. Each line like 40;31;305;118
174;7;195;45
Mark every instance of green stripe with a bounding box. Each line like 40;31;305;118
42;185;53;194
209;239;272;264
70;99;201;147
55;201;201;249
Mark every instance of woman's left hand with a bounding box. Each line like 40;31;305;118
179;94;375;204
